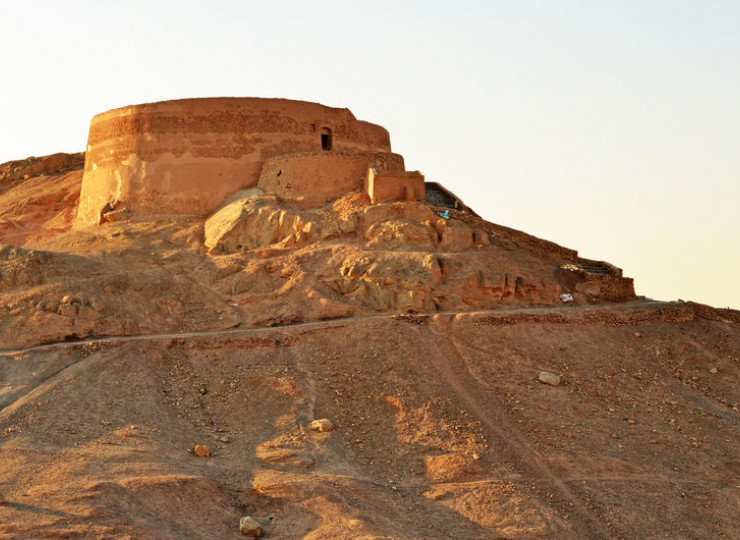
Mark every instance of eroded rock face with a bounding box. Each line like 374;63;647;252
0;242;240;348
204;195;346;254
201;194;631;316
0;153;634;348
333;252;442;312
0;152;84;186
206;195;489;256
0;245;51;288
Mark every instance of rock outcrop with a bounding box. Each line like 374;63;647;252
0;152;84;186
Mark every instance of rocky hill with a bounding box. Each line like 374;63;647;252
0;154;737;539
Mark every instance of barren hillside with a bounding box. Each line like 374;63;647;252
0;154;737;539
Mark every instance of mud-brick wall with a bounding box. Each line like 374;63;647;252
258;151;404;206
366;170;425;203
592;275;635;302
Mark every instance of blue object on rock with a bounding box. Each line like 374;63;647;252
436;209;450;220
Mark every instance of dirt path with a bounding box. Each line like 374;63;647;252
0;299;736;538
0;300;689;357
424;315;612;539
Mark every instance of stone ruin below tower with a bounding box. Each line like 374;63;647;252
76;97;439;225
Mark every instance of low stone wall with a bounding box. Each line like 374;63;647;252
365;169;425;204
258;151;404;206
470;301;694;327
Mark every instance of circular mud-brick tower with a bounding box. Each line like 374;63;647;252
76;98;401;225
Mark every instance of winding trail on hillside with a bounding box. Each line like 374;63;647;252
0;300;694;435
423;315;612;540
0;300;691;357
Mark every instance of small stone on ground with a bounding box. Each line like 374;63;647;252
239;515;262;537
194;444;211;457
310;418;334;432
538;371;561;387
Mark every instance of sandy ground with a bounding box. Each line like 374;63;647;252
0;155;737;538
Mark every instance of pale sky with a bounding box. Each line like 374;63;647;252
1;1;738;308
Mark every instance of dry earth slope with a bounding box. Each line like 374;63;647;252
0;154;738;539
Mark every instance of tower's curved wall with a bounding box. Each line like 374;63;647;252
77;98;394;224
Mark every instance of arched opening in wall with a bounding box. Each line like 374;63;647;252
320;127;333;151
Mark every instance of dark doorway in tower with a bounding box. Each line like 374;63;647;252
320;127;333;151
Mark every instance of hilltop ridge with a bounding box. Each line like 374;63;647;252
0;147;634;350
0;124;738;539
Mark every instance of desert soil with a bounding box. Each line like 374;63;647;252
0;155;737;539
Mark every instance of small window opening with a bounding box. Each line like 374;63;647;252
320;127;333;151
